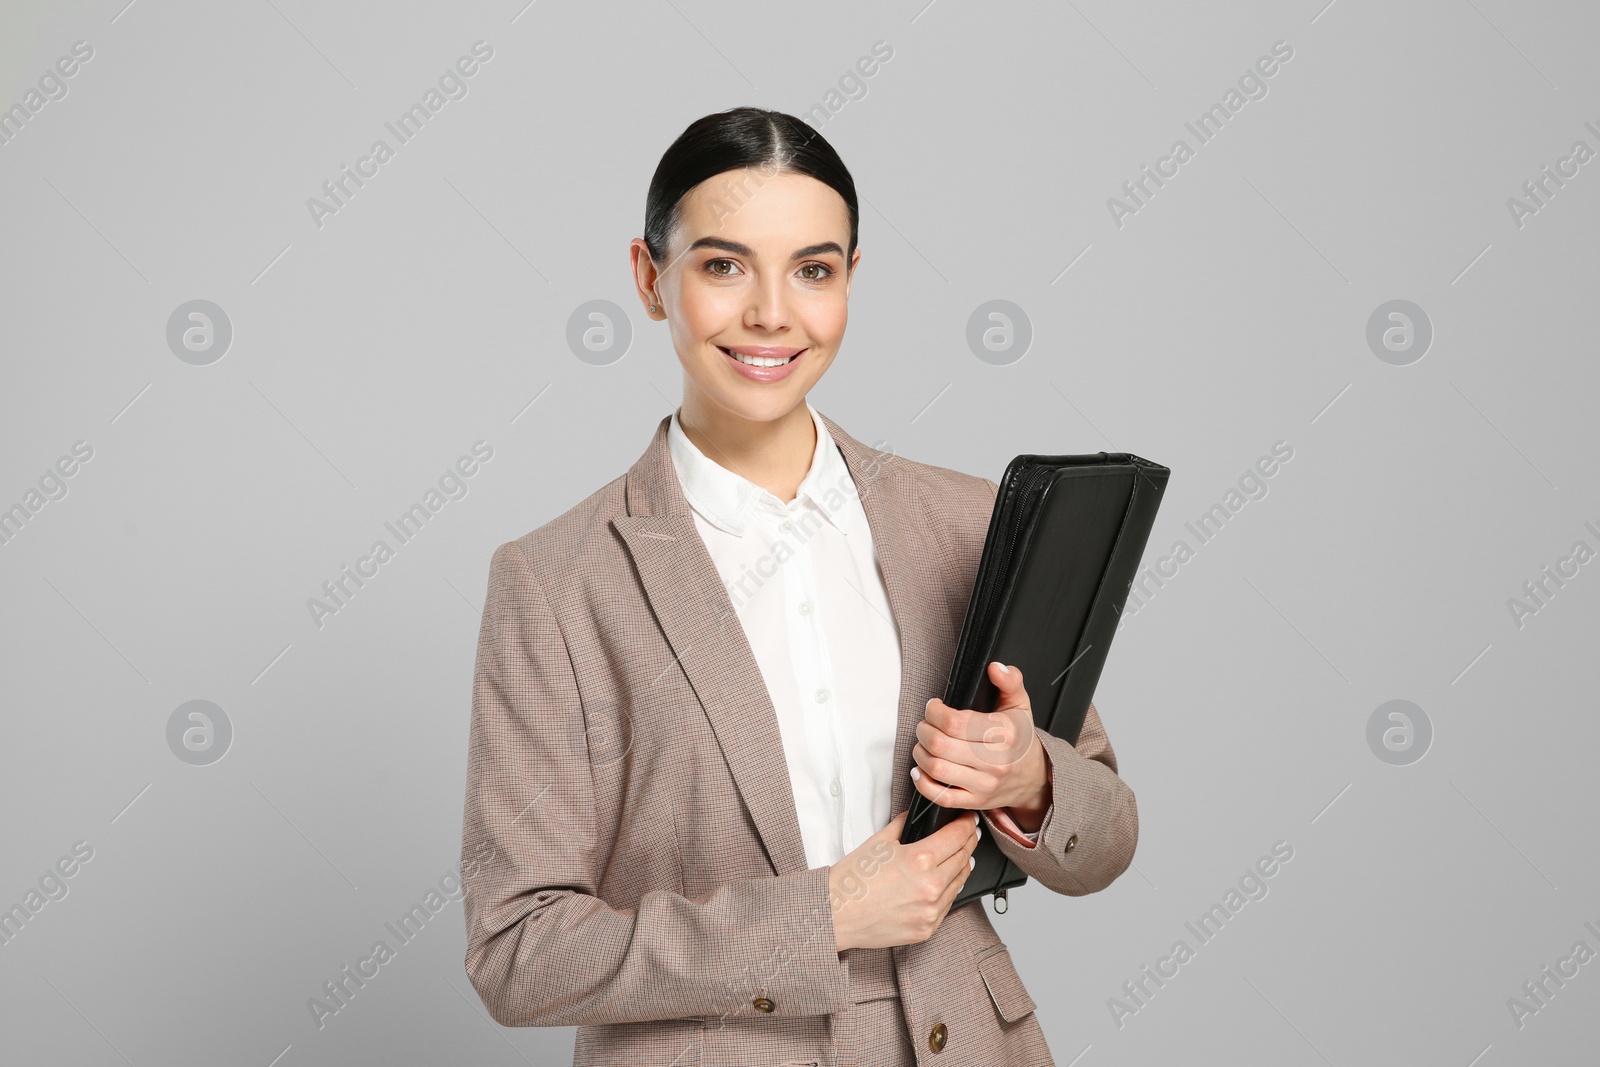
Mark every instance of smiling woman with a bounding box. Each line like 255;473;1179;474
459;106;1138;1067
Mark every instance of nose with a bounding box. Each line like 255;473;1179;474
742;272;792;333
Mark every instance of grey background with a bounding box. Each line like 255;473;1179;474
2;0;1596;1063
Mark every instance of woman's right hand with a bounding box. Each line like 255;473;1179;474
828;809;982;951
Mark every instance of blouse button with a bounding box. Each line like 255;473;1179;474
815;688;830;703
752;997;774;1013
830;778;841;796
1065;833;1079;853
798;601;811;615
928;1022;947;1052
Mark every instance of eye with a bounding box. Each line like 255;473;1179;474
704;258;741;277
798;263;834;282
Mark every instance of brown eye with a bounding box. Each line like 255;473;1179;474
706;258;738;276
799;263;833;281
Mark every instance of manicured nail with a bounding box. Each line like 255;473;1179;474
994;661;1010;674
909;767;921;781
969;856;976;869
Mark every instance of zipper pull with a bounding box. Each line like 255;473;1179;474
993;887;1008;914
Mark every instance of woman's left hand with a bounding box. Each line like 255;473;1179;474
911;661;1051;820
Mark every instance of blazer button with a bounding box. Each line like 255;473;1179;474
928;1021;947;1052
752;997;775;1013
1065;833;1079;853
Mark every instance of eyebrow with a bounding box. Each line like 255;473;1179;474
685;237;846;261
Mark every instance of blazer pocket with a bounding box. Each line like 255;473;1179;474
975;944;1038;1023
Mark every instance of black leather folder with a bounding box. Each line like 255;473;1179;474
900;451;1170;912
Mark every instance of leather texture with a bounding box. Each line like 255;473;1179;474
459;411;1140;1066
902;451;1169;911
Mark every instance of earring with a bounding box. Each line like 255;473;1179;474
649;304;658;313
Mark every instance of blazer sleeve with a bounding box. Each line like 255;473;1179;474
972;476;1139;896
460;539;853;1028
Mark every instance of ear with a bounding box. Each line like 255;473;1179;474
629;238;663;319
845;246;861;297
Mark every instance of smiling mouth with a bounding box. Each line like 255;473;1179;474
718;346;803;367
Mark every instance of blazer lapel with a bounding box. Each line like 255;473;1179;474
612;409;957;878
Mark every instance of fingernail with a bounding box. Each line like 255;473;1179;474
994;661;1010;674
909;767;921;781
969;856;976;869
975;825;982;840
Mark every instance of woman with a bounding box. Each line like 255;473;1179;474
460;107;1138;1067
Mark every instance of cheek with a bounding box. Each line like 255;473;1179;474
802;296;850;347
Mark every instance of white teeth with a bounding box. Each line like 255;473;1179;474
726;349;793;367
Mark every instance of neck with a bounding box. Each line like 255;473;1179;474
677;395;816;505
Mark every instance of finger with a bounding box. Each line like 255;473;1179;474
926;811;981;859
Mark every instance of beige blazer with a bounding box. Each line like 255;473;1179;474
460;409;1139;1066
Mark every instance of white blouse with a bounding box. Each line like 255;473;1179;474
668;401;1038;870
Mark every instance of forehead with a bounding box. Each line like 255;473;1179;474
674;169;850;249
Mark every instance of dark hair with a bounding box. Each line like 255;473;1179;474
643;107;859;267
